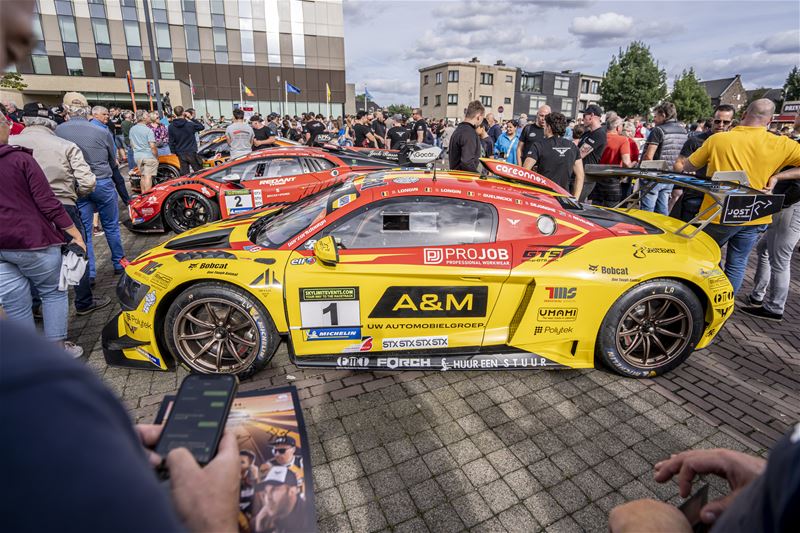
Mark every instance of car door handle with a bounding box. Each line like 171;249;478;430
459;276;482;281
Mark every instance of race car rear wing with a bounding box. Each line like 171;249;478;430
313;137;441;167
585;164;784;237
480;158;571;196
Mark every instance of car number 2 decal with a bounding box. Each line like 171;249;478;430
299;287;360;328
224;190;253;214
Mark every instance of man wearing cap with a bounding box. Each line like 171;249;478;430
250;466;311;533
168;105;206;174
251;115;277;151
576;104;608;202
267;436;303;470
56;91;127;279
13;102;111;316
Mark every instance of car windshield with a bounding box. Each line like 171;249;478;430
253;180;356;248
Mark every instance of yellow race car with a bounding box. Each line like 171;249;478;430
103;159;783;379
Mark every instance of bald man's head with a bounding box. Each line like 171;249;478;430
741;99;775;127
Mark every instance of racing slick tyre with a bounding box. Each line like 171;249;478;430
596;279;704;378
163;189;220;233
163;282;280;379
154;164;180;186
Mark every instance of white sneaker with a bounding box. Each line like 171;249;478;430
63;341;84;359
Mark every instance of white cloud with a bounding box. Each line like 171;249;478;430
694;51;798;88
569;12;633;38
757;29;800;54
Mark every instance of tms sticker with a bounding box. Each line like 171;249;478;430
369;286;488;318
544;287;576;300
381;336;448;350
337;356;369;368
139;260;162;275
142;290;157;313
537;308;578;322
307;327;361;341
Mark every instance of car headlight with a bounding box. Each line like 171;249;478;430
116;272;151;311
537;215;557;235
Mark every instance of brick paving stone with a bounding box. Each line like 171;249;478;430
385;437;418;465
524;491;567;528
470;429;506;455
317;513;351;533
479;478;517;514
338;477;375;510
378;489;416;526
436;468;475;499
368;467;404;498
463;457;501;487
470;516;508;533
423;502;465;533
347;502;387;533
497;503;537;533
547;515;583;533
315;487;345;519
528;458;564;488
397;457;433;487
572;468;614;502
329;455;365;484
409;477;447;512
453;491;494;528
394;516;430;533
359;446;393;475
549;479;590;514
423;447;459;476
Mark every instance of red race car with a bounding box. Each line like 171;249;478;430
127;145;418;234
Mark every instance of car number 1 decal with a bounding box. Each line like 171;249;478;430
299;287;360;328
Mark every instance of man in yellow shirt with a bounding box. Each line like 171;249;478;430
684;99;800;293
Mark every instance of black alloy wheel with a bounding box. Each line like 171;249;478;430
163;189;220;233
154;164;180;186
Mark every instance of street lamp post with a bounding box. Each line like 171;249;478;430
142;0;164;118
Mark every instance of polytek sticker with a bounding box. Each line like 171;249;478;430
306;327;362;341
381;336;448;350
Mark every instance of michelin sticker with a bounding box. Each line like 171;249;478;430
306;327;362;341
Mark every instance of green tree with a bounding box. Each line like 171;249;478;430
599;41;667;117
784;65;800;101
0;72;26;90
386;104;413;117
669;68;713;122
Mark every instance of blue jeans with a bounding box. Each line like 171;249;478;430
0;246;68;341
640;182;674;215
703;223;768;294
64;204;94;310
77;178;126;278
127;146;135;171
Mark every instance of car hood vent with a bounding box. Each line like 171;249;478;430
165;228;233;250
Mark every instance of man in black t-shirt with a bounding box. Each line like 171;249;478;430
302;114;325;146
516;104;550;165
251;115;277;151
448;100;485;172
371;111;388;148
353;110;377;147
523;112;584;197
410;108;428;144
576;104;607;202
386;114;410;149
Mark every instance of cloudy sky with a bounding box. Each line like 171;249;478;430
342;0;800;106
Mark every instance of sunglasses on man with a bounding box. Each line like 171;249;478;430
713;119;732;125
273;447;293;454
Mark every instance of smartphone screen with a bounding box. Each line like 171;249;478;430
155;374;238;465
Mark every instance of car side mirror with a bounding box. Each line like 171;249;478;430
313;235;339;266
223;173;241;183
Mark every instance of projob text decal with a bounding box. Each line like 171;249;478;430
369;286;488;318
381;336;448;350
423;246;510;267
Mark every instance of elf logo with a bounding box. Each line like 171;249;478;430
545;287;576;299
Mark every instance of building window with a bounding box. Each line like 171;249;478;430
160;62;175;80
124;21;141;47
88;0;106;18
215;51;228;63
448;70;459;82
98;58;115;77
529;96;547;115
184;26;200;50
554;76;570;96
423;96;428;106
129;60;146;78
57;16;78;43
591;81;600;93
265;0;281;64
155;24;171;49
213;28;227;52
447;94;458;105
423;75;428;85
211;0;225;14
31;55;51;74
66;56;83;76
290;0;306;66
435;95;441;107
521;74;542;93
435;72;442;84
581;80;589;93
480;73;493;85
561;99;574;116
55;0;73;16
91;19;110;44
240;15;255;63
480;95;492;107
504;97;511;104
506;75;513;83
187;49;201;62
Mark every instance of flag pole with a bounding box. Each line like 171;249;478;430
284;81;288;116
189;74;195;109
148;81;154;112
127;70;137;113
277;75;282;116
239;77;244;108
364;86;367;112
326;82;330;118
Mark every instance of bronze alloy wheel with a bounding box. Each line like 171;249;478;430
172;297;260;373
614;294;692;368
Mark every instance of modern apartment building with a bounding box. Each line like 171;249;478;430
418;58;517;121
514;70;581;119
578;73;603;111
6;0;346;118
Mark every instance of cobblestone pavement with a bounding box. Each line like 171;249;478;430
71;217;799;533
